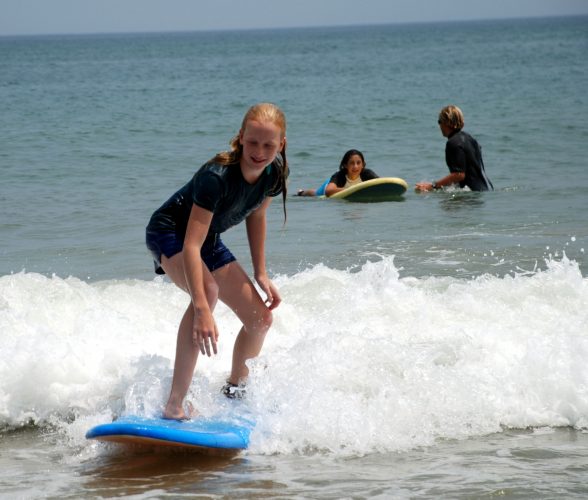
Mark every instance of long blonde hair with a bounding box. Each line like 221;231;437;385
213;103;289;220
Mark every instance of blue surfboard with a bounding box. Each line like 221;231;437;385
86;414;254;452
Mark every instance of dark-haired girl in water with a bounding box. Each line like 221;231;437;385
296;149;378;197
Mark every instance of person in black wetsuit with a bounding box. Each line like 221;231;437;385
416;105;493;192
145;103;289;420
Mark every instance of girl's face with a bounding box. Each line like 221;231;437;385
239;119;285;182
345;154;365;180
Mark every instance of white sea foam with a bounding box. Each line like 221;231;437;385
1;256;587;455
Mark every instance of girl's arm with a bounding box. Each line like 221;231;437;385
325;181;344;197
183;203;218;354
246;197;282;310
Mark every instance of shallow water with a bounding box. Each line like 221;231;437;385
2;427;588;498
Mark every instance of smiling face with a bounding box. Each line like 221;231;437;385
239;119;285;183
345;153;365;180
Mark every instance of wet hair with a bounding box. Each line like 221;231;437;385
339;149;366;172
212;103;289;221
438;105;465;130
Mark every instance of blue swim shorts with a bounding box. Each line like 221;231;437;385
145;230;236;275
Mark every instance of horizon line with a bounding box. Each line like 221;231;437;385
1;13;586;38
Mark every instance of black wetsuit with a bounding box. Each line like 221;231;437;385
147;156;285;240
445;130;493;191
328;168;379;187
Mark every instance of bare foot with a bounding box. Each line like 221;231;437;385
162;400;198;421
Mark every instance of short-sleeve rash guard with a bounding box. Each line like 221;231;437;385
147;156;285;238
445;130;493;191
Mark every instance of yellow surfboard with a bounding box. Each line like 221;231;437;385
327;177;408;202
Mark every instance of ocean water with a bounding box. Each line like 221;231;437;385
1;16;588;498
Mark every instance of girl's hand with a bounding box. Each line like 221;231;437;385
255;274;282;310
193;308;219;356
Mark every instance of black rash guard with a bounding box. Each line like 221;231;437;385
445;130;493;191
147;156;285;239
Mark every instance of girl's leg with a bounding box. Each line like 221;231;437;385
212;261;273;385
161;252;218;419
164;304;196;419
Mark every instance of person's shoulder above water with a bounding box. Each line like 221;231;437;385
360;168;379;181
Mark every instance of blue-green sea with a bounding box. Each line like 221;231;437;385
1;16;588;498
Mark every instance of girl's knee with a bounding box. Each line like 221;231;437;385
261;307;273;330
249;307;273;334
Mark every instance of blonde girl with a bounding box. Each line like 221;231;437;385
146;103;288;419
